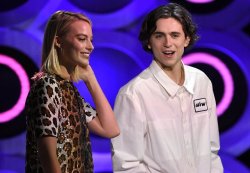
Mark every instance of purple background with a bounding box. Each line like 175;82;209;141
0;0;250;172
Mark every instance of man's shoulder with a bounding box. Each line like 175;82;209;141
185;65;209;78
184;65;212;86
185;64;203;73
119;68;151;94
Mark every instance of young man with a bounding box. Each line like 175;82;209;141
111;3;223;173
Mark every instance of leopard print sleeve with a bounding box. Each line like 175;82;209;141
31;76;61;138
82;98;97;123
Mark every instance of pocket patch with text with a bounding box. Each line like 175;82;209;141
193;98;208;112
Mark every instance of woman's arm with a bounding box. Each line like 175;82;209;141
31;76;62;173
38;136;61;173
79;65;120;138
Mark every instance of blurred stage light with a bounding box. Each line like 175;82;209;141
183;52;233;116
187;0;214;3
0;46;38;138
0;54;30;123
183;47;248;133
65;0;158;29
0;0;27;12
170;0;233;13
0;1;50;26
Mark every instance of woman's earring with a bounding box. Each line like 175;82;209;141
55;43;63;54
148;45;151;49
60;47;64;54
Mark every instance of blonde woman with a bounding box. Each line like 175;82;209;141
25;11;119;173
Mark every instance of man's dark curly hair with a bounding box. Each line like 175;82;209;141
139;3;199;53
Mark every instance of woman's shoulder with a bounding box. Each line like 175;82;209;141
33;72;63;83
30;72;62;90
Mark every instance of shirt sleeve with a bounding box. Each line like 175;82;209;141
111;91;149;173
208;81;224;173
32;77;61;138
82;98;97;123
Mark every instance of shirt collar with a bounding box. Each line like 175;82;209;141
183;65;195;95
149;60;194;97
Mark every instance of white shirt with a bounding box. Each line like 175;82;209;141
111;60;223;173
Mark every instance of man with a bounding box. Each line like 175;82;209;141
111;3;223;173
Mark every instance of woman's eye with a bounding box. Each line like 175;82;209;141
79;38;86;41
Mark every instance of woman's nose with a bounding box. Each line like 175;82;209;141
87;40;94;51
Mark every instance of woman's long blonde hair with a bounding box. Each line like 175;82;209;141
41;10;92;82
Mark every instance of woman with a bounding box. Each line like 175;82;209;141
25;11;120;173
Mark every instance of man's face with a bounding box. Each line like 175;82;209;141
148;17;190;71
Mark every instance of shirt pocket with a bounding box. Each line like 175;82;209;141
148;119;182;162
192;111;210;156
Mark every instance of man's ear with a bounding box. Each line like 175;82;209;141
147;40;152;49
184;36;190;47
54;36;61;48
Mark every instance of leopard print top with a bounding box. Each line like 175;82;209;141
25;72;96;173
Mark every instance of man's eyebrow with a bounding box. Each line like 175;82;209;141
152;31;165;35
170;31;181;35
152;31;181;35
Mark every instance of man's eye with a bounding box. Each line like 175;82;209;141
172;34;179;38
155;34;163;38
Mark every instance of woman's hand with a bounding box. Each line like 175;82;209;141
78;65;120;138
78;65;95;83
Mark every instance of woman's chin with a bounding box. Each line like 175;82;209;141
78;61;89;67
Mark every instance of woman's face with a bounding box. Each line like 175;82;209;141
59;20;94;69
